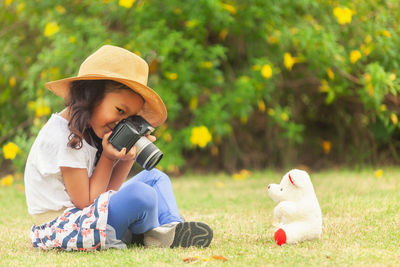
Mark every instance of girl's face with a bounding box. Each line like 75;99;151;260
89;89;144;138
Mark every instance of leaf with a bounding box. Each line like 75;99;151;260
182;255;228;263
183;257;199;263
212;255;229;261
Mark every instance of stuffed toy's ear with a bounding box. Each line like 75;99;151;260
287;169;309;188
288;173;296;186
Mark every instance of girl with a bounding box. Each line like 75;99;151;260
24;45;213;251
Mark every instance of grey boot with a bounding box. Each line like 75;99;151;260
143;222;179;247
144;222;213;248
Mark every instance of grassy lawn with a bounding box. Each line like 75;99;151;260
1;167;399;266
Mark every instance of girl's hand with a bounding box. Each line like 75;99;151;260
101;132;130;161
102;132;156;161
120;135;157;161
145;134;156;143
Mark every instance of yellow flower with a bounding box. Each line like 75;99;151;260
326;68;335;80
56;5;66;14
16;2;25;15
184;20;198;28
240;116;248;124
30;98;51;118
40;69;47;80
163;132;172;143
350;50;361;64
119;0;135;8
5;0;13;7
0;175;14;187
190;126;212;148
360;44;372;56
221;3;236;15
9;76;16;87
280;112;289;121
166;72;178;80
367;84;374;96
200;61;213;69
364;35;372;44
133;50;141;56
167;164;179;174
391;113;398;125
216;181;225;188
389;73;396;81
189;97;198;111
321;140;331;154
267;108;275;116
364;73;371;82
233;169;251;181
3;142;20;160
267;35;279;44
284;53;301;71
239;75;250;82
261;64;272;79
44;22;59;37
50;67;60;80
219;28;228;40
258;99;266;113
36;105;51;118
28;101;35;111
374;169;383;179
37;88;45;97
319;80;330;92
379;30;391;38
290;27;298;34
333;7;354;25
380;104;387;112
173;8;182;14
69;36;76;43
33;117;41;126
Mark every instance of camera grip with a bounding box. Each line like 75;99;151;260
108;124;140;152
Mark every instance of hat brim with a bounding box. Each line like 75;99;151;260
45;75;167;127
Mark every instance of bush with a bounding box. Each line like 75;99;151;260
1;0;400;174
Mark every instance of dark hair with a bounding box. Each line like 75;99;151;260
66;80;133;150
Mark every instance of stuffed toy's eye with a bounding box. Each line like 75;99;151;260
280;188;283;191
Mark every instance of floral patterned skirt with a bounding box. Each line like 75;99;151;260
30;191;111;251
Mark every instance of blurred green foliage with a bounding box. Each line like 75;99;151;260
1;0;400;174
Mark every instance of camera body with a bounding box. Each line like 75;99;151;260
108;115;163;170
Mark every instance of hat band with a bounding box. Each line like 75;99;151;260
77;71;148;86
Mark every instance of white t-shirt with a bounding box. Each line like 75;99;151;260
24;113;98;215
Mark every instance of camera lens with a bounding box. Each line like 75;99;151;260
134;137;163;170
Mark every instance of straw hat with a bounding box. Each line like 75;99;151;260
45;45;167;127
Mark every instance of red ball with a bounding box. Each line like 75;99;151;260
274;228;287;246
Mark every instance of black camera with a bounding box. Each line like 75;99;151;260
108;115;163;170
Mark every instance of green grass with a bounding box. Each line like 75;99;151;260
1;167;400;266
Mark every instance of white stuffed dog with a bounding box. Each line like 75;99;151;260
267;169;322;245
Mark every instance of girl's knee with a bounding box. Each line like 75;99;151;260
149;169;171;184
130;169;172;186
119;182;157;210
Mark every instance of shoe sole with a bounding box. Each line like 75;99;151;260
170;222;213;248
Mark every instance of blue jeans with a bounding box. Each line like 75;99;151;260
107;169;183;240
